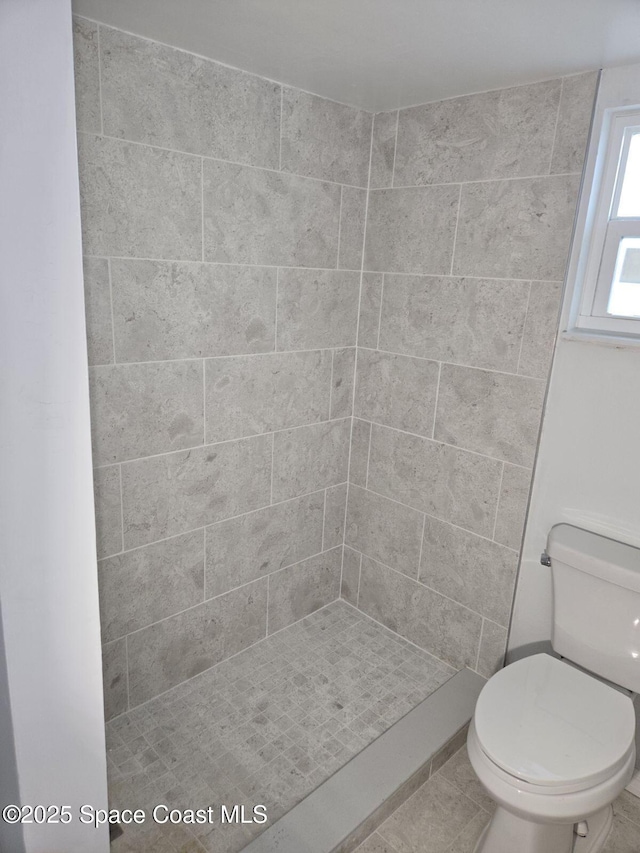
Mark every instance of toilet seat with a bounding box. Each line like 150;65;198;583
474;653;635;792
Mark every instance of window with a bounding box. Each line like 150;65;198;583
573;108;640;338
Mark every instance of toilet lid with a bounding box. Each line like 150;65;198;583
475;654;635;788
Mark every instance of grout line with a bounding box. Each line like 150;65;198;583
96;23;104;136
321;489;327;552
431;361;442;439
548;78;564;175
200;158;205;261
106;257;117;364
201;357;207;444
449;184;463;275
379;170;581;191
416;514;427;581
336;185;344;268
202;527;207;602
274;267;279;352
279;87;284;171
124;635;130;712
375;274;385;349
269;432;275;504
328;350;335;420
355;551;363;607
475;619;486;672
117;463;125;553
516;281;533;374
266;574;270;636
491;462;506;541
364;421;373;489
91;346;356;370
391;110;400;187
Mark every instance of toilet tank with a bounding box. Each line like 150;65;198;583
548;524;640;693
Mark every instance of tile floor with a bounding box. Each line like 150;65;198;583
355;746;640;853
106;600;455;852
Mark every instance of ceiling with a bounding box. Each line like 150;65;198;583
71;0;640;111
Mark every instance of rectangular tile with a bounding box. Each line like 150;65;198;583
358;273;383;349
281;89;372;186
453;174;580;280
355;349;439;437
394;80;560;186
494;463;531;550
93;465;122;559
276;269;360;350
205;351;331;443
550;72;598;175
127;579;267;705
379;275;529;372
100;26;280;168
346;485;424;578
339;187;367;270
367;424;502;537
364;185;459;275
477;620;509;678
518;280;562;379
83;257;113;366
99;530;204;642
419;516;518;625
205;494;324;598
349;419;372;487
102;638;128;721
267;549;342;633
331;349;356;419
203;160;341;267
111;260;276;362
341;547;361;606
78;134;201;260
122;434;272;548
272;419;351;502
72;17;100;135
370;112;397;189
358;557;481;668
434;364;545;466
324;483;348;550
89;361;204;465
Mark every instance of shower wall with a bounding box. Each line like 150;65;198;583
73;17;371;719
342;73;598;673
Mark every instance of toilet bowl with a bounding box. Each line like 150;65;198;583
467;653;636;853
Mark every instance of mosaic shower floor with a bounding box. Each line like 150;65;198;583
106;600;455;853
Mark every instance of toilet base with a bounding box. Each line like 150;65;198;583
473;805;613;853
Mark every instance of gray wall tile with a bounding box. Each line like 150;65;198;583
83;257;114;366
339;187;367;270
78;134;201;260
102;638;128;720
349;419;372;487
112;260;276;362
203;160;341;267
127;579;267;705
267;549;342;633
419;515;518;625
272;419;351;502
324;483;348;550
341;547;362;606
477;620;508;678
379;275;529;372
494;463;531;550
355;349;439;437
93;465;122;559
395;80;560;186
277;269;360;350
100;26;280;168
346;485;424;578
358;557;482;669
89;361;204;465
205;493;324;597
331;348;356;419
205;351;331;443
367;424;502;537
281;89;372;186
550;72;598;175
518;280;563;379
434;364;545;466
453;174;581;280
72;17;101;134
358;273;383;348
99;530;204;642
122;434;272;548
370;112;397;189
365;185;459;275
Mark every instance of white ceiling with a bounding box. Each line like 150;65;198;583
72;0;640;111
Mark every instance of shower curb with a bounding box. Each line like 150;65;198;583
241;668;485;853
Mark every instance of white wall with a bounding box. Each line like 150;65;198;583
509;63;640;659
0;1;109;850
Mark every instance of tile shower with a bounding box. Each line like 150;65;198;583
73;15;597;851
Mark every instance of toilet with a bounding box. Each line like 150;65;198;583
468;524;640;853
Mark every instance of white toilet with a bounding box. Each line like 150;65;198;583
468;524;640;853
